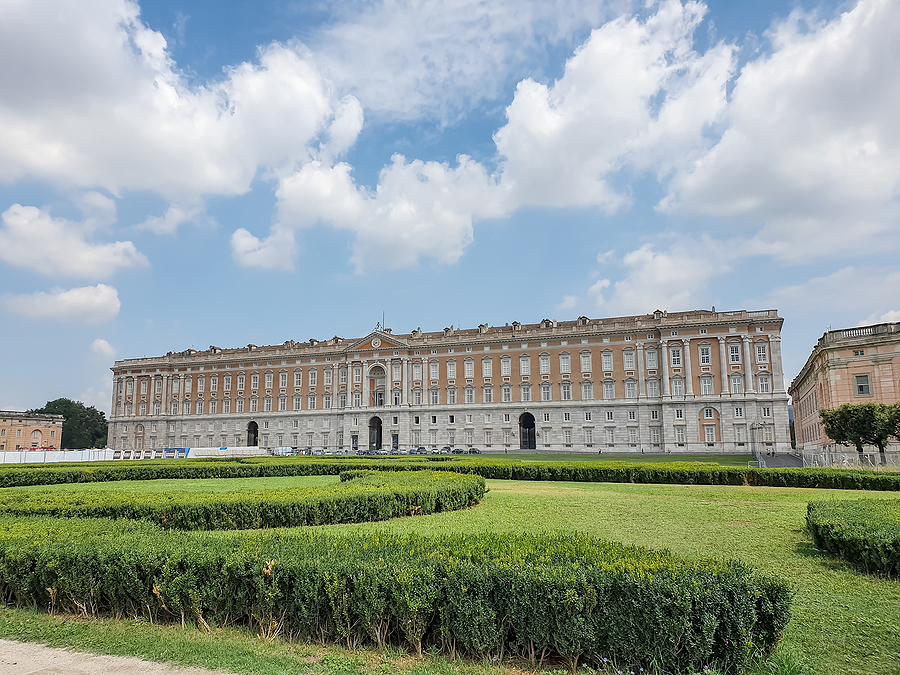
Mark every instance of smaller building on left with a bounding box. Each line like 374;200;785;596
0;411;65;451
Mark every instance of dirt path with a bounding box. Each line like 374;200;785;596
0;639;235;675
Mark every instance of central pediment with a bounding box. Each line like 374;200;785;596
343;331;409;353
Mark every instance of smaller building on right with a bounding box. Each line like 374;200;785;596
789;322;900;453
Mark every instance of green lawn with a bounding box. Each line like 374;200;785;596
1;474;898;675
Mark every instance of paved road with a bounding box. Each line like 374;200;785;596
0;640;233;675
762;453;804;468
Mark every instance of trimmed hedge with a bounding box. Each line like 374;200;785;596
807;499;900;575
1;456;899;491
0;470;484;530
0;518;790;674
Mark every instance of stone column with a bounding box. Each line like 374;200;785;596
743;336;756;393
362;361;369;409
637;342;646;398
423;357;429;407
660;340;670;396
682;338;694;396
718;337;730;395
770;336;785;393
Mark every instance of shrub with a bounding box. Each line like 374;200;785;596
806;499;900;575
0;518;790;674
0;470;484;530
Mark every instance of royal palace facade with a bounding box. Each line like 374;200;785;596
108;309;791;454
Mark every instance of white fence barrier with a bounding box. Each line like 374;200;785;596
803;449;900;471
0;446;265;464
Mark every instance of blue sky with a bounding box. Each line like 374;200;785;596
1;0;898;413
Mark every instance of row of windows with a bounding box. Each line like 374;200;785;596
117;341;774;398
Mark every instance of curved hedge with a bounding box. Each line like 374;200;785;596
0;470;484;530
0;456;898;491
0;517;790;674
807;499;900;575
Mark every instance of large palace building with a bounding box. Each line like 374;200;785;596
108;308;790;454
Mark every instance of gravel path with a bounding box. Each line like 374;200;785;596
0;640;235;675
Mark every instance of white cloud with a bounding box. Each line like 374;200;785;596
261;154;507;273
230;226;297;271
3;284;121;324
754;267;900;318
662;0;900;261
91;338;117;359
557;295;578;311
0;0;343;213
596;249;616;264
494;0;735;209
0;204;147;279
316;0;613;122
588;236;733;315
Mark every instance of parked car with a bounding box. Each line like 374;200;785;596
467;448;482;454
415;447;427;455
451;448;465;454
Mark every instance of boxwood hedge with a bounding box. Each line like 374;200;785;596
807;499;900;575
0;470;483;530
0;456;898;491
0;517;790;674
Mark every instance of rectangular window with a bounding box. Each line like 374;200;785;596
236;398;244;413
464;360;474;378
584;411;592;421
651;409;659;420
278;372;286;388
671;378;684;396
603;381;615;400
628;410;636;421
855;374;871;396
265;373;273;389
606;411;614;421
393;390;401;405
501;358;511;376
758;375;771;393
309;370;317;386
140;380;148;395
541;384;551;401
675;408;684;419
735;425;747;442
139;402;147;416
648;379;660;397
414;390;422;405
485;430;493;446
730;344;741;363
605;428;615;444
431;389;440;405
521;385;531;402
582;382;593;400
324;369;332;386
561;382;572;400
237;374;245;390
762;406;772;417
210;400;217;414
700;378;713;395
763;426;774;442
447;361;457;378
465;388;474;404
324;394;332;409
448;388;457;404
224;375;232;391
585;428;593;444
581;353;592;372
539;354;550;374
645;350;658;369
699;346;711;365
734;406;744;418
675;426;685;443
431;362;440;380
223;398;231;413
625;381;637;398
601;352;613;371
559;354;570;373
623;351;635;370
414;362;424;380
482;359;492;377
394;364;402;381
628;428;638;444
339;393;347;408
704;425;716;443
670;347;682;366
563;429;572;445
353;391;362;407
466;430;474;445
250;373;258;389
731;374;744;394
308;394;316;410
650;427;661;444
502;386;512;402
504;429;512;444
520;356;531;375
756;343;768;363
542;412;550;422
353;366;362;383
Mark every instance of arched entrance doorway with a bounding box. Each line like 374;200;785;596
519;412;536;450
247;421;259;447
368;417;383;451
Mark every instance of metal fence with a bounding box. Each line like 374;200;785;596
802;449;900;471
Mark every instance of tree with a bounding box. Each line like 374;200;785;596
820;403;897;464
29;399;108;449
